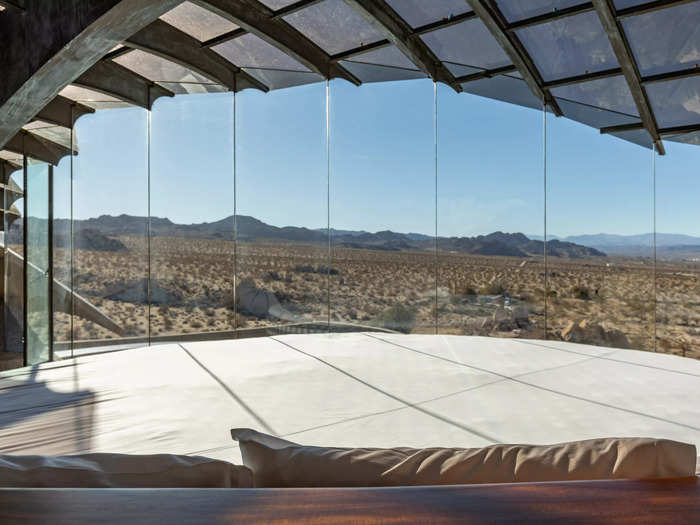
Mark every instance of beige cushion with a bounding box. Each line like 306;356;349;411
231;428;696;488
0;453;253;488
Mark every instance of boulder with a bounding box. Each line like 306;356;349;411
561;319;631;348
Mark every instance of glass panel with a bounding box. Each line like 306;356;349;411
546;111;654;351
556;98;641;129
159;1;238;42
25;162;51;365
283;0;384;55
551;76;639;118
623;2;700;77
2;163;24;366
610;128;653;148
330;79;435;334
460;75;544;110
656;138;700;359
496;0;589;22
516;11;618;81
235;83;328;336
613;0;648;8
73;108;149;349
114;50;222;87
421;19;511;70
58;85;131;110
341;45;426;83
242;68;323;91
213;33;310;71
437;83;545;339
150;93;234;341
340;61;427;83
646;77;700;128
52;155;73;355
386;0;471;28
259;0;298;10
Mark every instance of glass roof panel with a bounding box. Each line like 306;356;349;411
516;11;618;81
157;82;228;95
347;45;417;70
283;0;384;55
461;75;543;111
58;85;132;109
613;1;649;9
114;50;216;84
551;75;639;117
665;130;700;146
496;0;589;23
622;2;700;77
242;68;324;90
259;0;298;10
340;61;426;83
385;0;471;28
610;128;653;149
159;1;238;42
421;18;511;70
646;76;700;128
444;63;484;77
213;33;310;71
556;98;641;129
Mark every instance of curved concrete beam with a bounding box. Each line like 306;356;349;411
125;19;269;93
0;0;183;150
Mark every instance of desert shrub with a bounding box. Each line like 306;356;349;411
190;320;203;329
571;285;591;300
479;282;507;295
374;304;416;334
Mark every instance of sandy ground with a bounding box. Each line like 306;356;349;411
44;236;700;359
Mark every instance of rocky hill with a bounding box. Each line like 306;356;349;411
58;214;605;258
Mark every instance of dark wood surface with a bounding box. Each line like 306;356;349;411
1;478;698;524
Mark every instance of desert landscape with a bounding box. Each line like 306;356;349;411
38;214;700;360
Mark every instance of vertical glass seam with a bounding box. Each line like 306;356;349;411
147;97;152;347
652;143;657;352
543;102;548;340
69;107;75;358
326;80;331;331
434;81;438;336
233;89;238;336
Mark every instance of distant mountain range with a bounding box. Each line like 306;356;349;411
529;233;700;257
49;214;604;258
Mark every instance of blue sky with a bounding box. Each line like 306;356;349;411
52;78;700;237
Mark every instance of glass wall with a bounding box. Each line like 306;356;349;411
656;137;700;359
25;161;51;365
437;84;545;339
72;108;149;347
150;92;234;340
52;155;72;353
235;84;328;336
6;78;700;368
546;114;654;351
329;79;436;334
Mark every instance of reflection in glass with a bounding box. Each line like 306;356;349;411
330;79;435;334
437;83;545;339
3;163;24;361
25;161;51;365
150;93;234;340
52;155;72;353
235;83;328;336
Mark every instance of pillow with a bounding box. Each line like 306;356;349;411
231;428;696;488
0;453;253;488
